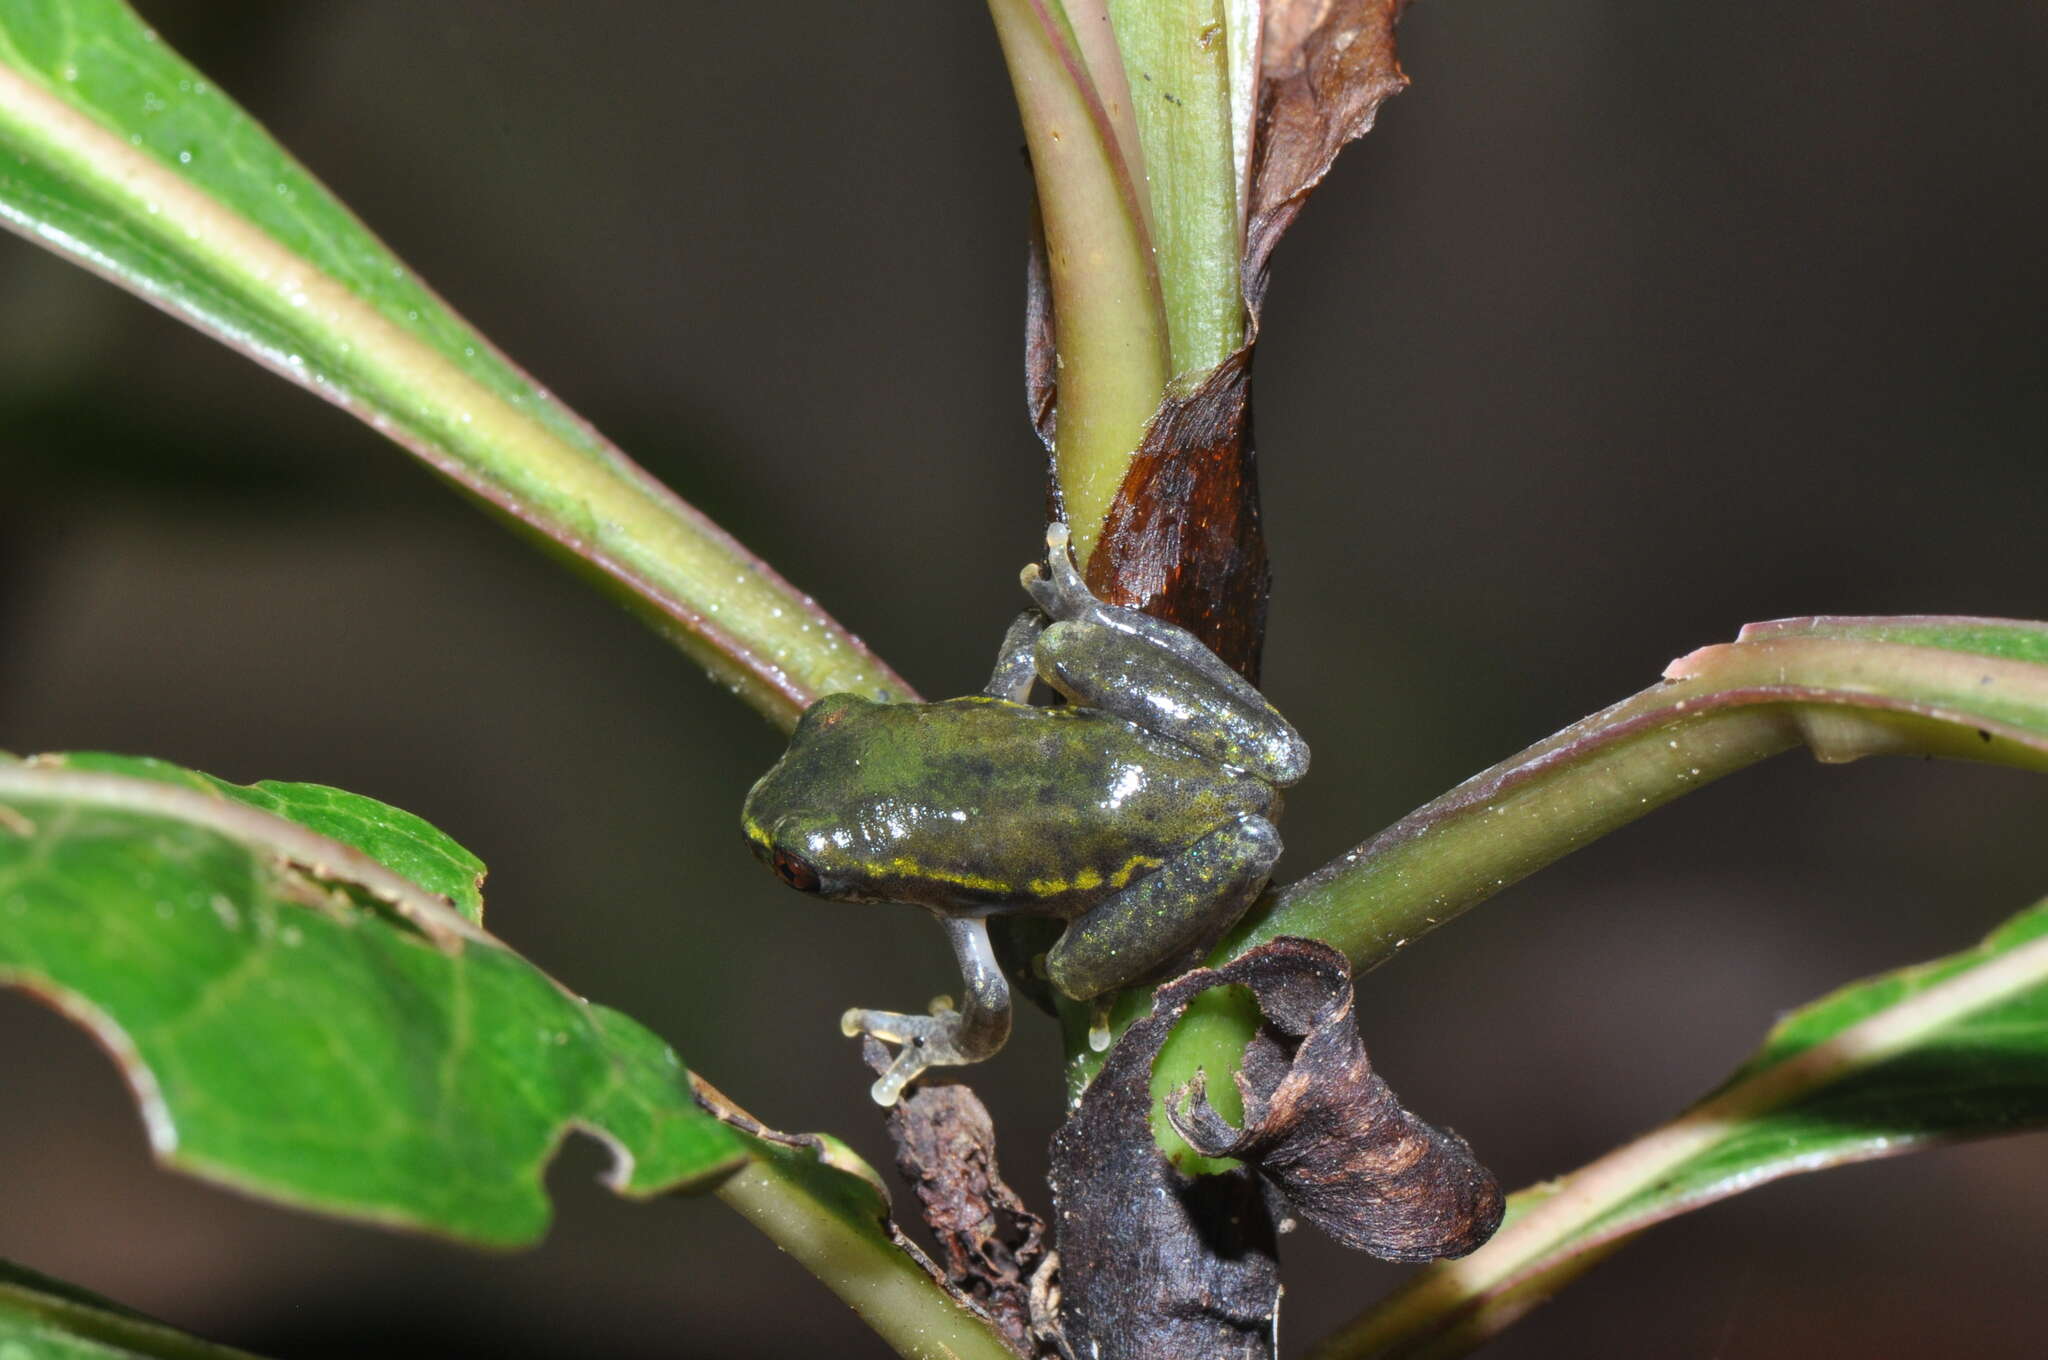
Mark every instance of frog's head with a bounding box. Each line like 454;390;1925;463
740;692;882;901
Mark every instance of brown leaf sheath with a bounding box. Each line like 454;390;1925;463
1025;2;1413;682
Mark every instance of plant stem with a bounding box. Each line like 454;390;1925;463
1075;631;2048;1095
1312;921;2048;1358
714;1146;1020;1360
986;0;1171;565
0;50;908;731
1106;0;1246;379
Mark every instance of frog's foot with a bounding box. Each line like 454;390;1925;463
1019;521;1103;625
843;997;1005;1105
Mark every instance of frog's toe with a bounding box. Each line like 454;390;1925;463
867;1045;929;1107
1023;520;1100;621
843;1000;972;1105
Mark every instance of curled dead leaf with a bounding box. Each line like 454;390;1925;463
1166;937;1503;1262
1247;0;1411;312
1048;937;1498;1357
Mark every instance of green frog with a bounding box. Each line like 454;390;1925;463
742;524;1308;1103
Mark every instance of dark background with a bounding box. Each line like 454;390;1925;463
2;3;2044;1356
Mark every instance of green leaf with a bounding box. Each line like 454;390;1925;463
0;755;745;1246
0;0;910;727
1313;895;2048;1359
42;752;487;924
0;1260;269;1360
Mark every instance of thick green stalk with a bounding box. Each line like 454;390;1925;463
1106;0;1246;378
0;16;908;730
1122;705;1805;1168
987;0;1171;565
1081;628;2048;1136
714;1145;1019;1360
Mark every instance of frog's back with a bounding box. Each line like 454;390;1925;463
836;696;1275;917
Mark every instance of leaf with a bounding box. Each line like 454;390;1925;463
1048;939;1500;1360
0;0;909;727
868;1039;1052;1355
1085;347;1269;679
0;755;745;1246
1317;895;2048;1358
1665;614;2048;755
1166;938;1501;1263
0;1260;270;1360
43;751;487;924
1246;1;1410;309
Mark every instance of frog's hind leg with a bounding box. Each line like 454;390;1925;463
1021;523;1309;785
1045;813;1282;1002
1036;618;1310;786
843;915;1013;1105
983;610;1046;701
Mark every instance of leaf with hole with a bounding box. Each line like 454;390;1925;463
0;754;745;1246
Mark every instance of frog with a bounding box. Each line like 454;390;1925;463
741;522;1308;1104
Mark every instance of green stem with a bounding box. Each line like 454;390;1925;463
1074;632;2048;1117
1106;0;1246;378
0;51;908;731
714;1145;1019;1360
1312;920;2048;1358
986;0;1171;565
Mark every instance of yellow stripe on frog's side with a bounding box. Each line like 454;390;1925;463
877;857;1011;896
864;851;1165;901
1024;853;1164;899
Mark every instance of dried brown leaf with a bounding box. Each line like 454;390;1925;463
1048;937;1498;1356
1049;996;1281;1360
866;1040;1057;1358
1245;0;1411;314
1166;938;1503;1262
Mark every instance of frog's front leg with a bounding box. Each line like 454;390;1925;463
1045;812;1282;1002
843;914;1013;1105
982;610;1046;702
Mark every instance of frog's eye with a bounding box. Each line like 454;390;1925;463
771;848;822;893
